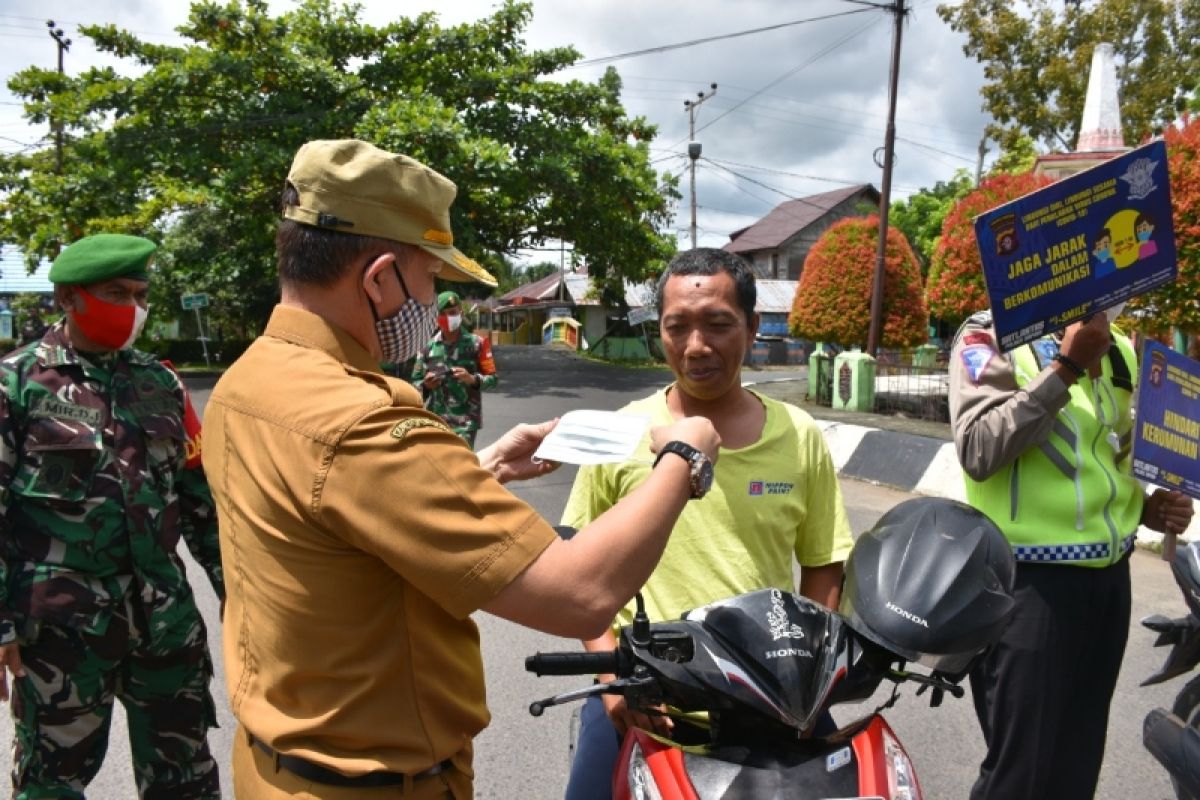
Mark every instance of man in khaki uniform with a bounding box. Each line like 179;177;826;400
201;139;720;799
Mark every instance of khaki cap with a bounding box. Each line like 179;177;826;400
283;139;497;287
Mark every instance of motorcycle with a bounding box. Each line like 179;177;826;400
527;497;1017;800
1141;539;1200;799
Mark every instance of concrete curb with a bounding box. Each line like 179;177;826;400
812;417;1193;548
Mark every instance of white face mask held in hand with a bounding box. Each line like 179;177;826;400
533;410;652;465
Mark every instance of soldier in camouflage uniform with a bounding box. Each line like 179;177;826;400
0;234;224;799
411;291;498;447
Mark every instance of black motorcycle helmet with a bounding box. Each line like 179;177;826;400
839;497;1016;677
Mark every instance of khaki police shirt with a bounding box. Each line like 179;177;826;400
948;311;1074;481
202;305;557;793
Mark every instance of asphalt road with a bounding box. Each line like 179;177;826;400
0;345;1188;798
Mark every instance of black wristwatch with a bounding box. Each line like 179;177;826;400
654;440;714;499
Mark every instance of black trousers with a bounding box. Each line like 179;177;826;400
969;556;1131;800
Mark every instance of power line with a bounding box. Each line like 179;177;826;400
571;8;876;67
692;14;883;141
704;158;867;187
620;76;984;140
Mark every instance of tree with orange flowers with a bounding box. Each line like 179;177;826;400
1128;115;1200;337
925;172;1055;325
789;216;927;348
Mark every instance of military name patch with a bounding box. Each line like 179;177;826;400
390;418;454;440
29;396;102;426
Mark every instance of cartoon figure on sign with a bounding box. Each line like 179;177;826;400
1094;208;1142;273
1136;212;1158;260
1092;228;1116;278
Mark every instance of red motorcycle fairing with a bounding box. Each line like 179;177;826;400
851;715;922;798
614;729;698;800
612;721;887;800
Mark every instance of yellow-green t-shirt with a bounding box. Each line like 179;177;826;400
561;387;853;629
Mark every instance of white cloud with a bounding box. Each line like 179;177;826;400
0;0;994;251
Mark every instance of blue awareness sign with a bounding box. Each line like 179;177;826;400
974;140;1176;352
1132;340;1200;501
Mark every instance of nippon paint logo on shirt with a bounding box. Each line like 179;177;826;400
748;481;794;496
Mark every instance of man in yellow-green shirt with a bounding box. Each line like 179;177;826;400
560;248;853;800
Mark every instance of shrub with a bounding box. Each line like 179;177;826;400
790;215;927;348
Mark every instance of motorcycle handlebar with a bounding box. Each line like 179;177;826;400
525;651;620;677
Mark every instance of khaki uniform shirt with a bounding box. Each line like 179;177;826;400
202;305;557;795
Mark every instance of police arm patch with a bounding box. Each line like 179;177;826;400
960;344;995;385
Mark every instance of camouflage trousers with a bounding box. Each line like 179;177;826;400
9;593;220;799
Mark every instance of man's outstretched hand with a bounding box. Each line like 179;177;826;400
478;419;562;484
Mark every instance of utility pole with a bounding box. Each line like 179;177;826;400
975;135;989;185
684;83;717;250
47;20;71;174
866;0;906;357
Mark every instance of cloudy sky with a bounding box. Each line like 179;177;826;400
0;0;995;252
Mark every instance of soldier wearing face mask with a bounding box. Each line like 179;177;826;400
412;291;497;448
0;233;224;798
201;139;720;799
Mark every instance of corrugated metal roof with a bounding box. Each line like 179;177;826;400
0;246;53;294
724;184;879;254
497;271;656;310
756;280;798;314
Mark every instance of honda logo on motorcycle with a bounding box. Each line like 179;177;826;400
886;601;929;628
765;647;813;659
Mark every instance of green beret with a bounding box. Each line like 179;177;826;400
49;234;156;285
438;291;461;311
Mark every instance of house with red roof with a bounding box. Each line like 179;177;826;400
723;184;881;281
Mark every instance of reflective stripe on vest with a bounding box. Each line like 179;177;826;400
963;334;1141;567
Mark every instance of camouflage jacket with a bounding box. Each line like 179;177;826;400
0;321;223;646
410;331;497;437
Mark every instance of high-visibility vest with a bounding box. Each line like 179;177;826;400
963;334;1142;567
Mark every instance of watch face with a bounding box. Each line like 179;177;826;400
691;455;714;498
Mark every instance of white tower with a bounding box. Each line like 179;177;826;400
1076;43;1127;152
1034;42;1129;178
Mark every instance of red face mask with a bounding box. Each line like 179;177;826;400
70;288;149;350
437;311;462;337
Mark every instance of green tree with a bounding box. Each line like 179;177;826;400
521;261;560;283
889;169;974;276
989;133;1040;176
937;0;1200;152
925;172;1055;325
0;0;678;330
789;216;927;349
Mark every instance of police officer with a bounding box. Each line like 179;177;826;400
949;310;1193;799
202;139;719;799
0;234;224;798
412;291;497;447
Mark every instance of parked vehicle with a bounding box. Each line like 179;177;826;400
1142;539;1200;799
528;497;1016;800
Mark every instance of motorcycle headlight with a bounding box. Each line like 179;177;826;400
626;741;665;800
882;726;922;800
